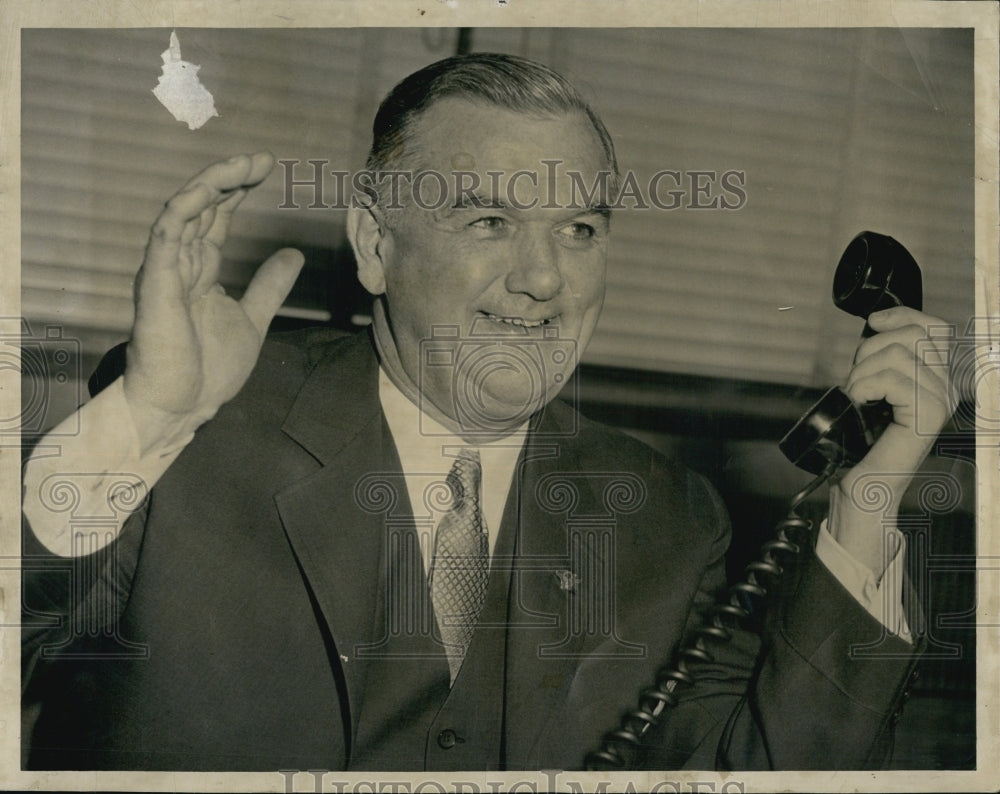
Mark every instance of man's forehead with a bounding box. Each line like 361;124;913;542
407;96;607;172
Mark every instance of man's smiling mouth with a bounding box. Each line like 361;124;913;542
480;312;558;328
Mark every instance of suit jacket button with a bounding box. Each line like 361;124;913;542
438;729;457;749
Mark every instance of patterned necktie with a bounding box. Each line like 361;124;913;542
430;448;489;684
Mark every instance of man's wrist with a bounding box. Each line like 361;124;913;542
826;481;900;580
122;381;206;457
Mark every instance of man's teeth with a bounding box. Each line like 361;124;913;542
484;313;551;327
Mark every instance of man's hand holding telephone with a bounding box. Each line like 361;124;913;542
780;231;955;577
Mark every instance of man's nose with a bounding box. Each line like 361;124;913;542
505;230;563;301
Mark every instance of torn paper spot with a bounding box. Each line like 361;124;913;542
152;31;218;130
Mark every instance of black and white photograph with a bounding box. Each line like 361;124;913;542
3;2;998;792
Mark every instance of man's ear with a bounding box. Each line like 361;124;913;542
346;204;388;296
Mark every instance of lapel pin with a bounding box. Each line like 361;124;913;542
555;570;581;593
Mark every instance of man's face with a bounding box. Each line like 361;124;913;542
370;97;611;433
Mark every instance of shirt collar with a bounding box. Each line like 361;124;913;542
377;367;528;547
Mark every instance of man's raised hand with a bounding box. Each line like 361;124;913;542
123;152;304;454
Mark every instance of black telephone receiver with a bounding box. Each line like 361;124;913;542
779;231;922;475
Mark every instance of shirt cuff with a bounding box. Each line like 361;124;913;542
814;518;912;643
22;377;190;557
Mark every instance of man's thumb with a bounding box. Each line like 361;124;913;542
241;248;306;337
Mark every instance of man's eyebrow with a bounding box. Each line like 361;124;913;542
444;195;613;218
571;204;613;223
451;192;506;210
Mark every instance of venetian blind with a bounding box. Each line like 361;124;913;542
22;27;974;392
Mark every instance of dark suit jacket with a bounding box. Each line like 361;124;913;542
22;328;920;771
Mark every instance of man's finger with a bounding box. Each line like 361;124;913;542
202;188;248;248
243;150;276;185
854;323;923;361
196;204;218;239
847;339;950;399
144;183;214;274
867;306;943;333
240;248;306;337
181;214;200;247
844;368;914;410
176;151;275;199
190;238;223;296
195;152;274;246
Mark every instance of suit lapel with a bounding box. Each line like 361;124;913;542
272;332;396;755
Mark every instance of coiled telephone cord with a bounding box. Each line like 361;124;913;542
585;461;838;771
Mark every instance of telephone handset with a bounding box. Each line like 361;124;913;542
586;231;923;770
779;231;922;474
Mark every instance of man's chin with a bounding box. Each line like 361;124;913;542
453;381;561;432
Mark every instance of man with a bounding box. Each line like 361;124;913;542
21;53;953;771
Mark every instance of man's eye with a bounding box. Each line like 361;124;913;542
470;216;507;232
558;222;597;240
